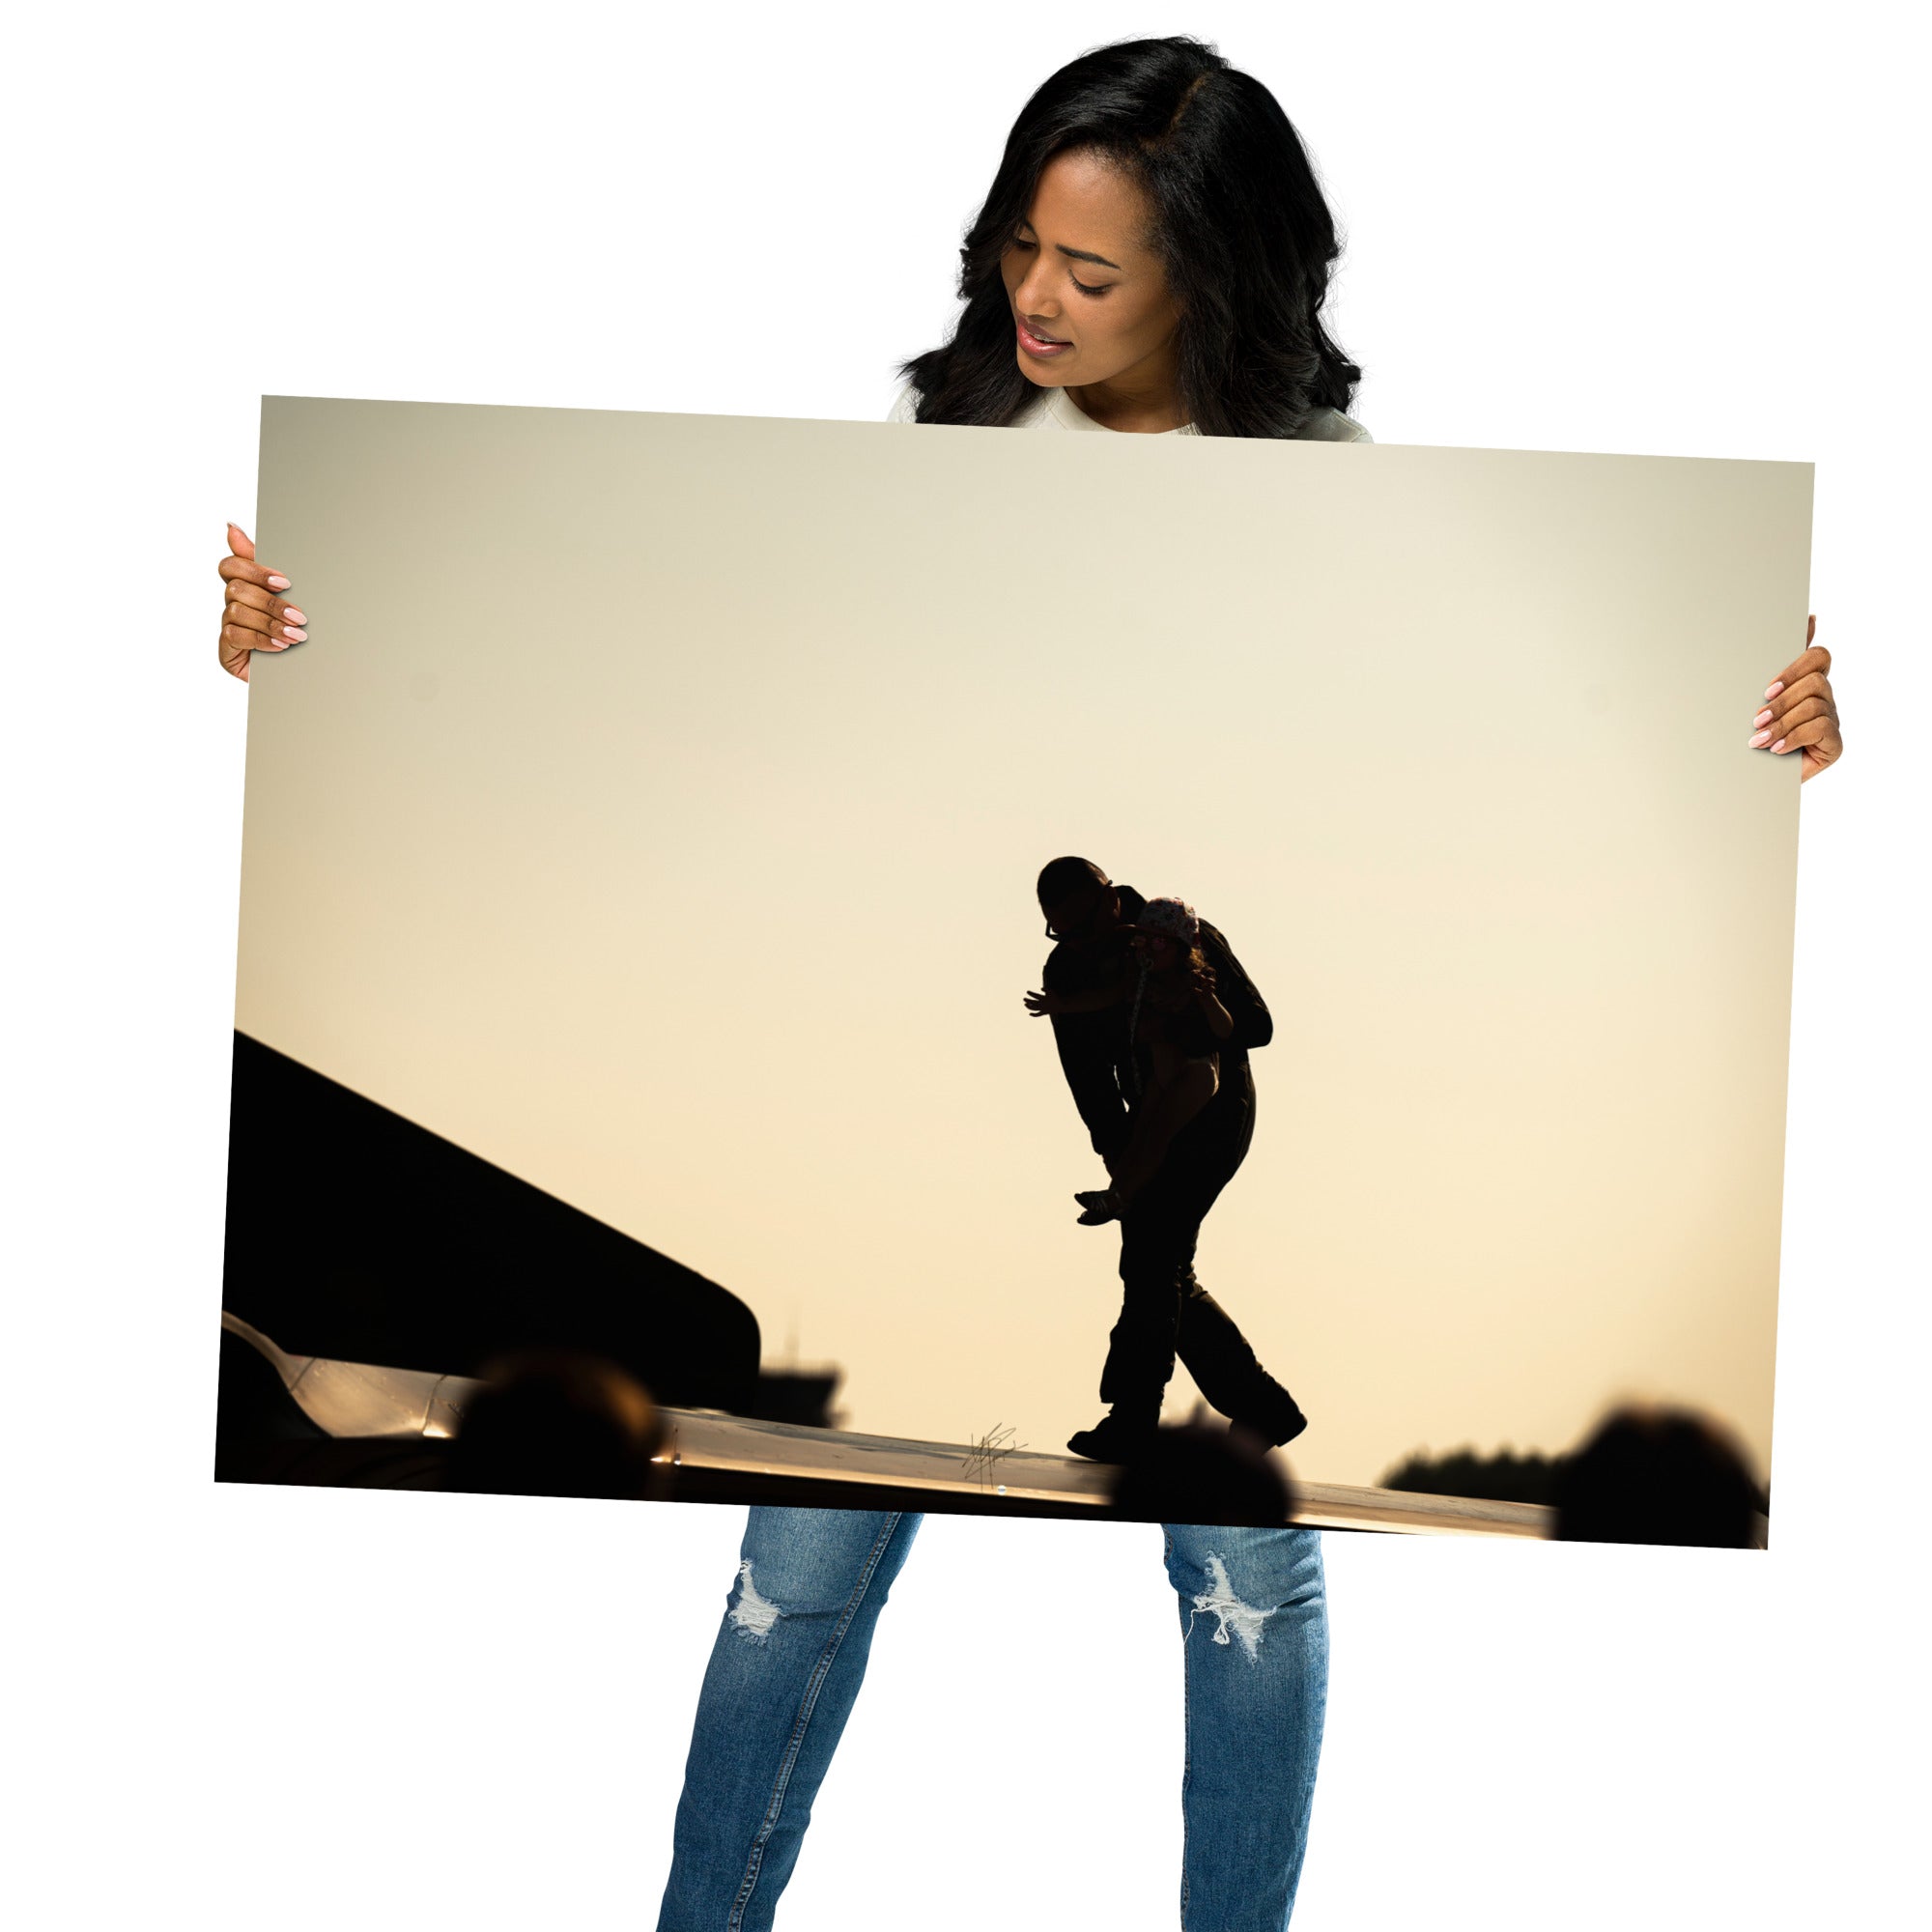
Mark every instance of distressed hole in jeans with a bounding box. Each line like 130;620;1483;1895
728;1560;785;1642
1189;1554;1270;1662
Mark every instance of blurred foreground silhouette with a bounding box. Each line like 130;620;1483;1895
447;1351;668;1501
1379;1405;1766;1547
1552;1405;1765;1548
1107;1411;1297;1525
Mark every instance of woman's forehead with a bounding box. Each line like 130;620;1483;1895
1024;149;1154;260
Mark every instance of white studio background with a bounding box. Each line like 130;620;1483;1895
4;3;1926;1927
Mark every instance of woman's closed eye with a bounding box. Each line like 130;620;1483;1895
1009;235;1114;297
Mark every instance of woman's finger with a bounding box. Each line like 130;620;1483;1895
1762;612;1819;693
1771;713;1833;750
222;601;275;640
1752;670;1832;727
227;603;308;647
223;594;308;645
1749;693;1832;745
221;598;293;641
1751;695;1831;748
218;522;292;595
223;579;274;617
221;579;307;629
221;619;292;659
219;552;294;593
1763;640;1830;700
1772;713;1841;768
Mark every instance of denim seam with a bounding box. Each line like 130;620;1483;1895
725;1513;905;1931
1171;1526;1194;1929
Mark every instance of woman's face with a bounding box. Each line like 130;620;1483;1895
1000;148;1180;392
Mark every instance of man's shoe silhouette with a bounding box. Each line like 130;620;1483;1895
1242;1400;1309;1450
1066;1409;1160;1463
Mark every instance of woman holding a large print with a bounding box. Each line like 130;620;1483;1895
213;37;1842;1932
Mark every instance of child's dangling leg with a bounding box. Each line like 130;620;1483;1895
1074;1053;1219;1225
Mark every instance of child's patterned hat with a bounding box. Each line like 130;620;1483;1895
1134;897;1200;945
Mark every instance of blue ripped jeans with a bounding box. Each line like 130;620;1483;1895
656;1508;1327;1932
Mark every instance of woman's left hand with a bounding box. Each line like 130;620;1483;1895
1751;615;1842;781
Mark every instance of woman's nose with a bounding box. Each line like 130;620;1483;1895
1013;264;1059;322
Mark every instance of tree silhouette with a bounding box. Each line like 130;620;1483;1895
1378;1444;1565;1506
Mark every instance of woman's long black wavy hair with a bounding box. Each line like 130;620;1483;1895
899;37;1360;439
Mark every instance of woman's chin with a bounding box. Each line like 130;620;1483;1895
1015;354;1073;388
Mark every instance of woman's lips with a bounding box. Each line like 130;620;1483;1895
1016;316;1072;358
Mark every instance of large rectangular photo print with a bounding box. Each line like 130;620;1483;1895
214;398;1807;1542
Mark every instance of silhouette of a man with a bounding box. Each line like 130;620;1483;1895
1032;857;1307;1461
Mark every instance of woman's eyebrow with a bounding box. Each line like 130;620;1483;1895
1016;221;1122;272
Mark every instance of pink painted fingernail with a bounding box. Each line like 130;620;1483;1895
1753;708;1773;726
1749;730;1772;748
1771;739;1788;753
1764;682;1783;699
281;606;305;624
268;574;291;589
282;625;306;641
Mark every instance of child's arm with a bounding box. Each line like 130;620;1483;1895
1198;923;1271;1050
1023;973;1134;1018
1189;958;1236;1039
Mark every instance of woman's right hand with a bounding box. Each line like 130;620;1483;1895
216;524;305;682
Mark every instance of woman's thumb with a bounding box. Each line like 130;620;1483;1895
227;522;255;559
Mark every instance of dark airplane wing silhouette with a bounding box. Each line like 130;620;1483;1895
222;1031;768;1412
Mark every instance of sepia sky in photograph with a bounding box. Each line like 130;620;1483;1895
236;399;1809;1487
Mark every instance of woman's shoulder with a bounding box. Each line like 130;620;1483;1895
1295;406;1373;444
888;382;1371;441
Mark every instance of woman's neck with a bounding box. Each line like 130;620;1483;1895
1065;340;1187;433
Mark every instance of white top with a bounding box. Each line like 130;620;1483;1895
887;380;1371;441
